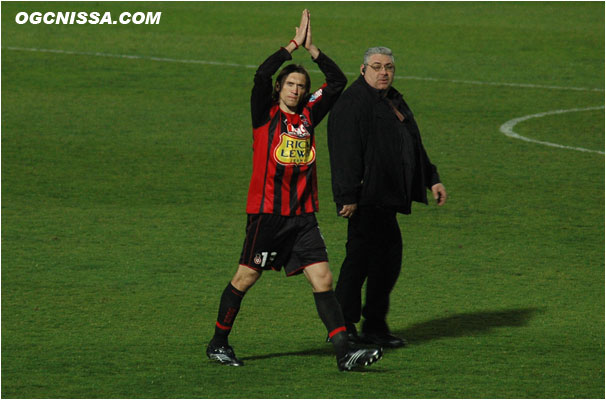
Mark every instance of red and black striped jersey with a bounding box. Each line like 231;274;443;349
246;48;347;216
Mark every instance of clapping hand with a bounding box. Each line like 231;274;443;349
288;9;308;52
287;9;320;59
303;9;320;59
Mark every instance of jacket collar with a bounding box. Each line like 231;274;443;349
355;75;413;120
355;75;401;102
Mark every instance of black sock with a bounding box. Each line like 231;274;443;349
212;282;245;346
313;290;349;359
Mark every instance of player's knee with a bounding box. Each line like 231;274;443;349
303;262;334;292
316;268;334;292
232;266;261;291
231;275;256;292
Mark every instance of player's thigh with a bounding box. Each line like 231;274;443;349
239;214;294;271
286;214;329;278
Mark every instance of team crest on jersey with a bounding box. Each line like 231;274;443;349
254;254;262;265
299;114;311;128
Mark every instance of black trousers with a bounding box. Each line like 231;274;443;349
335;206;403;334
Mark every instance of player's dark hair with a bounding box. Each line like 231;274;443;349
272;64;311;105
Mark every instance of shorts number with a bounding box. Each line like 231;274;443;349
260;251;277;267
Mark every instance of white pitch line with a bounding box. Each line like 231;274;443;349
2;46;259;69
499;106;605;155
2;45;604;93
395;76;604;93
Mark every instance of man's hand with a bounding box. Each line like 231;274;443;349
290;9;308;51
431;183;447;206
304;10;320;59
339;203;358;218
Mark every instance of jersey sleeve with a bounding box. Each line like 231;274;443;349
306;51;347;126
251;48;293;128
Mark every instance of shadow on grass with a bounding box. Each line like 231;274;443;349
241;307;538;362
241;343;334;361
392;307;539;344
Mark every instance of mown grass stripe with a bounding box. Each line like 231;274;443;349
3;45;603;93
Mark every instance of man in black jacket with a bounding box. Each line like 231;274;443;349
327;46;447;348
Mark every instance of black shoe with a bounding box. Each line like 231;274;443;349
206;342;244;366
360;332;407;348
338;347;383;371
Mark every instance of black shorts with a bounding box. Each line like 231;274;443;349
239;213;329;276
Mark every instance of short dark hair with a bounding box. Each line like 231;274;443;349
272;64;311;105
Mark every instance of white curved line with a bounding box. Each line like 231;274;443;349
4;45;604;154
499;106;605;155
2;46;603;93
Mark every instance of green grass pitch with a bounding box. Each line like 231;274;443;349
1;1;604;398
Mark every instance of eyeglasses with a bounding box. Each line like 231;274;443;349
366;63;395;72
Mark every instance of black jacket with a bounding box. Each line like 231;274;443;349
327;75;441;214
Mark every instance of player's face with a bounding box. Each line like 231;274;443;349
361;54;395;90
278;72;307;113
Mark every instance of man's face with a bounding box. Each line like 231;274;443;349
361;54;395;90
278;72;307;112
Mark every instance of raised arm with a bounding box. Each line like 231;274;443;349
250;10;309;128
303;11;347;124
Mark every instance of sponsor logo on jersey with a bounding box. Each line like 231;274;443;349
274;123;315;166
308;88;322;104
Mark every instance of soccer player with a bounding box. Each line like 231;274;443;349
206;10;383;371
